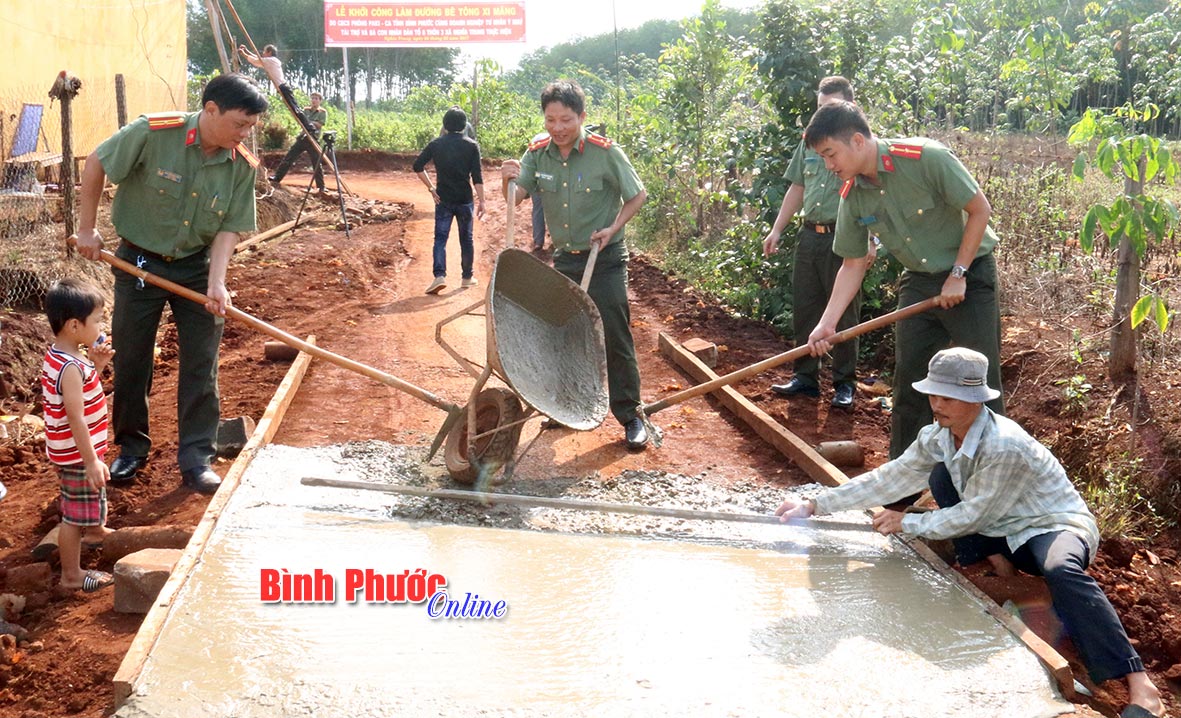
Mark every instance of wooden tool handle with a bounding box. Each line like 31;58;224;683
644;296;942;415
81;241;458;413
579;242;600;291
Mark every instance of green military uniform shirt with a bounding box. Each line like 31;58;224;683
98;112;258;260
516;128;644;252
304;106;327;138
784;139;841;223
832;138;998;272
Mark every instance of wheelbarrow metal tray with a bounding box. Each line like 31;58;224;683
487;249;609;431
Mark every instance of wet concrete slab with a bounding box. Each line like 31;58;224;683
116;443;1072;718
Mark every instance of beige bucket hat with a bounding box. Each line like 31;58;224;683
911;347;1001;403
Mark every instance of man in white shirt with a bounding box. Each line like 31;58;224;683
775;347;1164;718
239;44;315;137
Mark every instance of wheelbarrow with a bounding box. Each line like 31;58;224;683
433;245;610;483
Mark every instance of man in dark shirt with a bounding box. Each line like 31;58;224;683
414;106;486;294
270;91;328;190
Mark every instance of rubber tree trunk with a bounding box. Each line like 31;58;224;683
1108;166;1145;379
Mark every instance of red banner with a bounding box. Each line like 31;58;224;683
324;2;526;47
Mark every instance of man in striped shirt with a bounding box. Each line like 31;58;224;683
774;347;1164;718
41;279;116;592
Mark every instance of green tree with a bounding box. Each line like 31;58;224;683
1070;104;1179;378
643;0;764;239
1001;17;1077;133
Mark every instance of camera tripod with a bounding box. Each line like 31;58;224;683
294;130;350;238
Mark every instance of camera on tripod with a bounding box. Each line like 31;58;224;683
321;129;337;146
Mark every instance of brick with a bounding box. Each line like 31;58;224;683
681;338;718;368
114;548;182;614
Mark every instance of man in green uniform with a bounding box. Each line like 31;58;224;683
500;80;652;450
74;73;268;494
270;91;328;190
763;76;869;410
802;101;1004;459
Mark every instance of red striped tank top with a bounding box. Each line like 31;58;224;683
41;347;109;466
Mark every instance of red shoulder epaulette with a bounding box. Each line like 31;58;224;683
586;132;613;149
233;142;260;168
840;178;854;199
888;142;924;160
528;136;551;152
146;113;186;131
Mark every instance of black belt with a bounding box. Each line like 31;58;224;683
803;221;836;234
120;240;181;263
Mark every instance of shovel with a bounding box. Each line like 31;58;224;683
74;240;465;458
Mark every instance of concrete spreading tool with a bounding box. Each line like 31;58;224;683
301;476;875;532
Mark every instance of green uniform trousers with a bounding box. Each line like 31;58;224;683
891;253;1005;459
111;243;223;471
553;241;642;425
792;226;860;387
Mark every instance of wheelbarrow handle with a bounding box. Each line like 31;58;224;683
579;242;600;292
74;239;460;416
643;296;943;415
505;179;517;248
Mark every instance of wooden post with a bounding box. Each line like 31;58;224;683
343;47;354;149
61;86;75;237
49;72;82;239
115;74;127;128
203;0;233;73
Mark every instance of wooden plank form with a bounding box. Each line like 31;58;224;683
235;219;299;253
657;332;847;487
112;336;317;706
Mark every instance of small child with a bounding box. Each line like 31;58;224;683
41;278;115;592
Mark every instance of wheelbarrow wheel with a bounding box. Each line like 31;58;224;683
444;387;524;485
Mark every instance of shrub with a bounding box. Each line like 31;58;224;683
260;123;289;151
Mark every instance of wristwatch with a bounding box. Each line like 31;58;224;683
949;264;969;279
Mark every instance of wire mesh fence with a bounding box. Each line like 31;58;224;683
0;74;150;312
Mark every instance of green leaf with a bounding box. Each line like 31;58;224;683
1096;139;1116;177
1068;111;1097;143
1081;206;1100;252
1072;152;1088;180
1156;299;1170;333
1159;146;1176;184
1131;294;1153;329
1127;212;1147;255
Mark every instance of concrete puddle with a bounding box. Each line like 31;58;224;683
116;443;1072;718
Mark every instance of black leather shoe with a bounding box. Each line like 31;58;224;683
831;382;856;410
109;454;146;484
770;377;820;398
181;466;222;495
624;417;649;451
